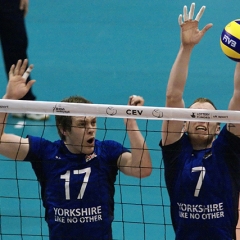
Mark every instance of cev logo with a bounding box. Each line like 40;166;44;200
126;109;143;115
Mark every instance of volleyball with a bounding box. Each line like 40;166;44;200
220;19;240;61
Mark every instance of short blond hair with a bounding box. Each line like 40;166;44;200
190;97;217;110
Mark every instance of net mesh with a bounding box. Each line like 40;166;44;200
0;100;239;239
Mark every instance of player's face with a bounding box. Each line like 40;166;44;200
64;116;97;154
185;102;220;148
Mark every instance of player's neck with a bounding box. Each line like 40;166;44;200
190;135;215;150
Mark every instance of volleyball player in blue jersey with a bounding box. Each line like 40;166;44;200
160;3;240;240
0;59;152;239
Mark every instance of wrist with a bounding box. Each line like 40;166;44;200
180;44;194;52
2;94;17;100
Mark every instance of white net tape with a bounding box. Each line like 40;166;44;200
0;99;239;123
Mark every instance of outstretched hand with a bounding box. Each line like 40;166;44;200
178;3;213;47
4;59;36;100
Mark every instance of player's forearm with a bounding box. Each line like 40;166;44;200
0;95;10;138
229;63;240;111
0;113;8;140
130;146;152;178
126;119;152;178
166;45;193;107
227;63;240;135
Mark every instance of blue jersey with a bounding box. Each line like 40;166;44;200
25;137;130;240
160;125;240;240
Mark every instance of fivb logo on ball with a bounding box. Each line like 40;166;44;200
220;19;240;62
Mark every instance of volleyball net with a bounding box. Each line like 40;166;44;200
0;99;239;123
0;99;239;240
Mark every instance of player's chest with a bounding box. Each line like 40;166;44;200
43;151;114;180
177;151;230;194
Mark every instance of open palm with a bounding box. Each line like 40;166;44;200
178;3;213;47
181;20;209;46
6;59;35;100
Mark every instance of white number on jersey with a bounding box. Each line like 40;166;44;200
191;166;206;197
60;167;91;200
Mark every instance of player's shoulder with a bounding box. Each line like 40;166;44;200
94;139;125;158
161;133;190;149
28;135;62;150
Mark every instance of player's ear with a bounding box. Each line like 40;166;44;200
59;126;67;136
215;124;221;135
182;121;187;132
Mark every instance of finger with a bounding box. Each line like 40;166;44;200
178;14;183;25
201;23;213;35
22;65;33;80
195;6;206;22
128;95;138;105
183;5;188;21
128;95;136;105
26;79;36;90
188;3;195;20
130;95;144;106
20;59;28;75
14;60;22;75
9;64;15;78
131;100;141;106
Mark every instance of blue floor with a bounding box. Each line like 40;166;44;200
0;0;239;239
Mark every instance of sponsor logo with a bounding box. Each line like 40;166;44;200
213;115;228;119
53;105;70;114
0;105;8;108
126;109;143;115
191;112;211;119
191;113;229;121
222;34;237;48
85;152;97;162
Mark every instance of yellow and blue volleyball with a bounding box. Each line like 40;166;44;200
220;19;240;62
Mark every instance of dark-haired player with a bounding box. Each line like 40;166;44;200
0;59;152;239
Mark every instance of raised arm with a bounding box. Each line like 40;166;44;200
227;62;240;136
0;59;35;160
161;3;212;146
118;95;152;178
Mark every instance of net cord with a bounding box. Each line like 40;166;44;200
0;99;239;123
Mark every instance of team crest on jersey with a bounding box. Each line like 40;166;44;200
85;152;97;162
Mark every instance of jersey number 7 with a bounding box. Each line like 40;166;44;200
191;166;206;197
